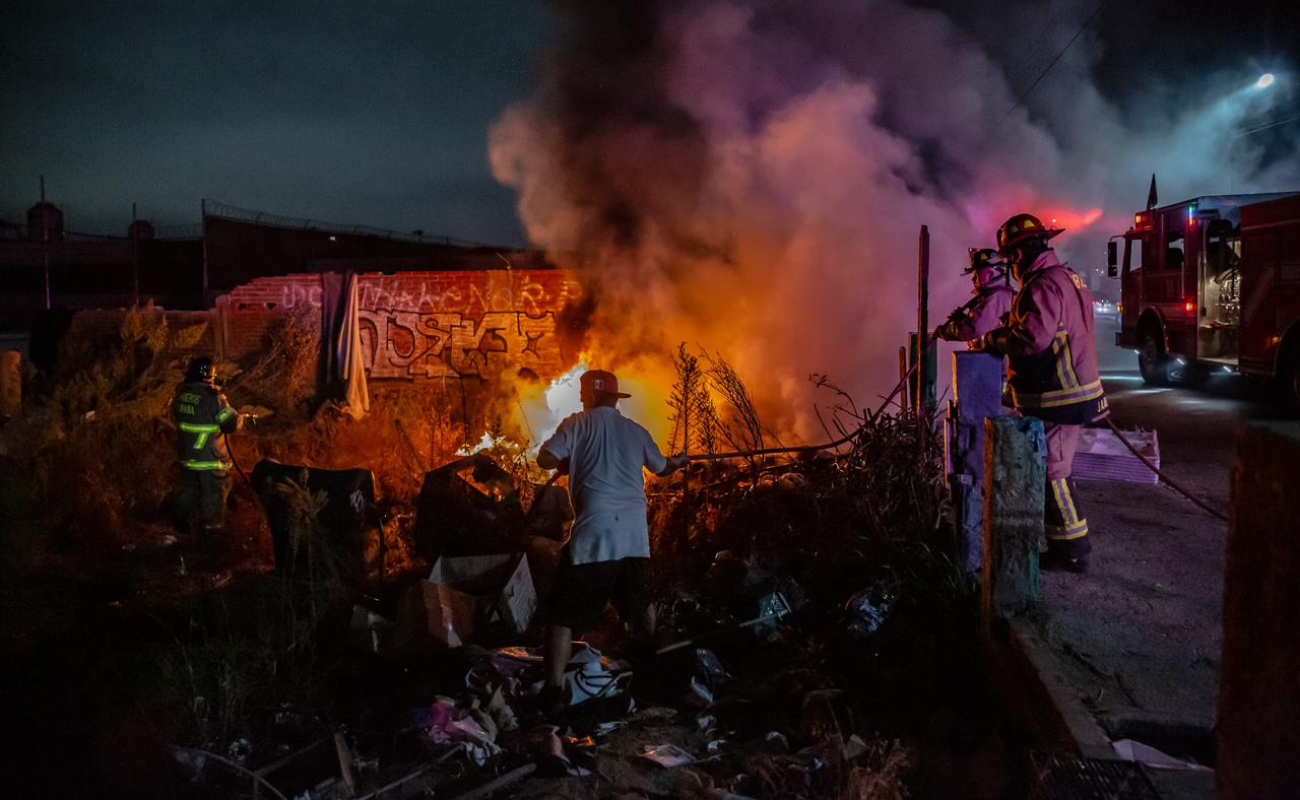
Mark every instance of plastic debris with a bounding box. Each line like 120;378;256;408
640;743;696;768
765;731;790;751
842;734;868;760
1112;739;1211;771
843;586;896;639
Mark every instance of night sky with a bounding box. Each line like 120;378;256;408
2;1;1295;245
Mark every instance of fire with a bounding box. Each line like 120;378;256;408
464;355;678;461
456;431;505;456
517;359;588;451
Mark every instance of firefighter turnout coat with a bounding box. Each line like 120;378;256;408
995;250;1108;424
939;284;1016;342
174;381;239;471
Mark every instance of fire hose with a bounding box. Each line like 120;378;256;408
668;313;1229;522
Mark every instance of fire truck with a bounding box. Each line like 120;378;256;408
1108;191;1300;408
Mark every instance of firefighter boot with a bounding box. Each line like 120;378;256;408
1041;536;1091;573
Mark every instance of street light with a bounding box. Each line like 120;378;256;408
1255;73;1275;90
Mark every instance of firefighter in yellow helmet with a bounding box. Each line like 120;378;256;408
935;248;1016;342
173;356;244;541
976;213;1109;573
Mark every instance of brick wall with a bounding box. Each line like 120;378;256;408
68;269;585;388
224;269;584;382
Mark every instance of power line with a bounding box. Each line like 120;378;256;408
1002;0;1110;122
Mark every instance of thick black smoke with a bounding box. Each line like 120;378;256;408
491;0;1298;437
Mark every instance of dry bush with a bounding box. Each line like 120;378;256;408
227;308;320;423
243;385;464;506
5;305;210;552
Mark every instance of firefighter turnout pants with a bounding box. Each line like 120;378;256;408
175;467;231;535
1044;422;1090;559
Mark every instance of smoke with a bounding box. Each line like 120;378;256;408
489;0;1299;440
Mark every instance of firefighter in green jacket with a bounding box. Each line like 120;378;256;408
174;356;244;537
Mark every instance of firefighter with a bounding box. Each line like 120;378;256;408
935;248;1016;342
173;356;244;541
977;213;1109;573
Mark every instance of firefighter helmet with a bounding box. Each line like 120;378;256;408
963;248;1001;274
184;356;216;384
996;213;1063;255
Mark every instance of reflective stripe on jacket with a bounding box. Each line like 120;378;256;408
1002;251;1109;424
174;381;237;470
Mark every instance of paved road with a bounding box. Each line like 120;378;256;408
1028;318;1287;771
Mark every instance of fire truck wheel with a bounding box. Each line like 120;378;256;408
1138;332;1170;386
1278;345;1300;414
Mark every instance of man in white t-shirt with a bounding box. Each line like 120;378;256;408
535;369;687;713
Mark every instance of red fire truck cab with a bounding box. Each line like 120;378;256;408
1109;191;1300;407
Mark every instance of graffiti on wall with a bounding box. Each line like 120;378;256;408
277;271;581;381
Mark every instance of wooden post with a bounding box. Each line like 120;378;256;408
0;350;20;419
898;345;909;415
1218;422;1300;798
915;225;930;446
981;416;1045;624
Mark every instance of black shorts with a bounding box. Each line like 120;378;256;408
546;546;649;635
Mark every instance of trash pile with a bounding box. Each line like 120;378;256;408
170;429;966;798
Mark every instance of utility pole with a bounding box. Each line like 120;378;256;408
40;176;51;311
131;202;140;307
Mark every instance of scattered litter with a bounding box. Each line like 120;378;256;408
696;714;716;731
1112;739;1211;771
226;737;253;764
640;743;696;768
765;731;790;751
707;739;729;754
398;553;537;648
844;586;896;639
594;720;627;736
566;735;597;748
842;734;868;760
686;676;714;707
350;605;395;654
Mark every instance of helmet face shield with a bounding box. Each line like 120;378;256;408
964;247;1004;274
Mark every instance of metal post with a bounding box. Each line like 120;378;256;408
131;202;140;307
40;176;51;310
916;225;930;447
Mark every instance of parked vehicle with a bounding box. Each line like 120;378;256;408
1109;191;1300;408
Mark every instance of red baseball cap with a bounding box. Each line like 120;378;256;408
580;369;631;398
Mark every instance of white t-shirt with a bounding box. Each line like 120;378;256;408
540;406;668;564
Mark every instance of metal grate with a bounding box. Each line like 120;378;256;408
1030;752;1161;799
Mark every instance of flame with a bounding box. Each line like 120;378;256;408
516;358;588;452
455;431;504;456
497;355;677;460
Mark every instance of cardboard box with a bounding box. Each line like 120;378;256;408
398;553;536;648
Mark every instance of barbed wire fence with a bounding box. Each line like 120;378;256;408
202;199;502;250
